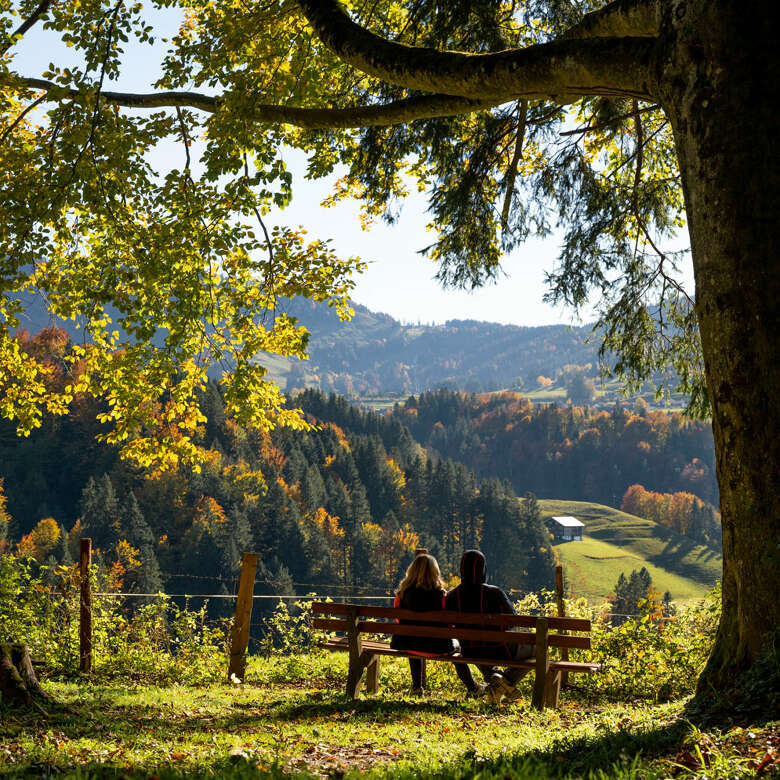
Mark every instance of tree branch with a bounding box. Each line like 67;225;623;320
559;103;660;136
501;99;527;230
0;94;46;146
563;0;661;39
10;77;501;126
296;0;656;101
3;0;55;53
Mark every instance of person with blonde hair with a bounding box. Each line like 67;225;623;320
391;553;457;694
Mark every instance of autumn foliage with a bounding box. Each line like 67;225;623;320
621;484;720;547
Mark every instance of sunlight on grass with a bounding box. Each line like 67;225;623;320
2;653;774;779
537;499;721;601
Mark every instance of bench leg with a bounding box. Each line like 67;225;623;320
345;606;365;699
545;669;562;709
365;654;380;694
420;658;427;690
346;655;364;699
531;617;550;711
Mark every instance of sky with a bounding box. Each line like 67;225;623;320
10;4;692;329
275;150;583;327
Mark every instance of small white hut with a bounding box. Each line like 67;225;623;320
547;516;585;541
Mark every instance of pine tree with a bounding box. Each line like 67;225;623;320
122;492;154;550
79;474;120;551
199;380;226;446
347;483;371;532
382;509;399;534
612;567;654;623
136;544;163;594
218;534;242;576
301;466;327;514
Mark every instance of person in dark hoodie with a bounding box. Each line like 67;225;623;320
391;553;457;694
444;549;533;703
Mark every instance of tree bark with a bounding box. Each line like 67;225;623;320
0;643;52;713
657;0;780;701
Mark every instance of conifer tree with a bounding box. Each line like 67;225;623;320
347;483;372;534
122;492;154;550
612;567;654;623
301;466;327;514
135;544;163;595
79;475;120;551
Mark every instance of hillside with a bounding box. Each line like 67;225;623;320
392;389;720;511
269;296;601;396
15;293;686;407
538;499;722;602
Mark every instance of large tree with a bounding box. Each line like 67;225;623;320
0;0;777;704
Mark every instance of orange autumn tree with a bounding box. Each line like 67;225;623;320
16;516;60;562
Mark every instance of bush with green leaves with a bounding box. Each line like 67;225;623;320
513;585;721;702
256;597;326;656
0;553;229;685
1;552;721;700
588;586;720;702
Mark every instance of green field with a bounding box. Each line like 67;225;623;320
3;657;771;780
538;499;722;602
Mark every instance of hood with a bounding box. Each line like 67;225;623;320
459;549;487;586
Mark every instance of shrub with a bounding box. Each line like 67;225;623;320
0;552;721;701
513;585;720;702
0;553;229;685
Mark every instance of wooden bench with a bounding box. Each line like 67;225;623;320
312;602;599;710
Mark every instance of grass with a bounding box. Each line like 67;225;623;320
1;653;775;779
538;499;722;602
552;536;711;602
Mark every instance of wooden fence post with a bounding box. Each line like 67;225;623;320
79;538;92;673
554;565;570;689
227;552;259;682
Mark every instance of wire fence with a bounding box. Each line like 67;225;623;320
94;592;395;600
89;589;645;618
4;544;678;689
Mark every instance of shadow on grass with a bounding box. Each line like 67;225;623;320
0;714;698;779
3;680;774;780
0;691;469;743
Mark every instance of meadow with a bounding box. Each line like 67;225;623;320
2;552;777;779
551;535;709;602
2;653;777;779
537;500;722;602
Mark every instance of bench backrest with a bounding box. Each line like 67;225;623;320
311;602;592;650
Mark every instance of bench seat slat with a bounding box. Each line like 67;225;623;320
312;602;590;632
313;617;591;650
321;639;599;673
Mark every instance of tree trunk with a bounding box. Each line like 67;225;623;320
0;643;52;713
658;0;780;705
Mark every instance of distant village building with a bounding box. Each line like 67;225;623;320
547;516;585;541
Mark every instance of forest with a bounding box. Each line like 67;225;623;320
0;329;556;602
390;389;720;541
273;297;602;396
0;330;724;601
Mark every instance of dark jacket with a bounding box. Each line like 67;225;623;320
444;549;515;660
390;586;456;655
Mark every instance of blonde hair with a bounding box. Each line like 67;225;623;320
397;554;447;598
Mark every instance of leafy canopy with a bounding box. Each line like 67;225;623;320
0;0;703;469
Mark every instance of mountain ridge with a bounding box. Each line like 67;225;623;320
270;296;600;396
13;292;603;395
